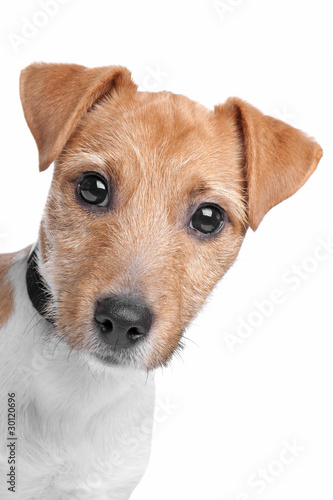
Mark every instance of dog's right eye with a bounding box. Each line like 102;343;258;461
77;174;109;207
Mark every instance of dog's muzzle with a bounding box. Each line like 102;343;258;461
26;245;154;361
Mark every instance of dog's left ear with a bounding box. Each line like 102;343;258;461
215;98;323;230
20;63;136;172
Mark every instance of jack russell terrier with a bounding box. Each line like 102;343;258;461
0;63;322;499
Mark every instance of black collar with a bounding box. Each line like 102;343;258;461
26;245;55;325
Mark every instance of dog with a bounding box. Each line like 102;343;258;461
0;63;322;499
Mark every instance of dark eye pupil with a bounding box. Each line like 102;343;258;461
191;205;224;234
78;175;108;206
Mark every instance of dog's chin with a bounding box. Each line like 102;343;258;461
83;352;143;375
81;344;151;373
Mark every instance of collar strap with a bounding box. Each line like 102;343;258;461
26;245;55;325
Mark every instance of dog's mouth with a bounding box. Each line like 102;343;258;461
86;337;152;369
93;351;122;366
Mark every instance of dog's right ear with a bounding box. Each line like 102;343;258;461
20;63;136;172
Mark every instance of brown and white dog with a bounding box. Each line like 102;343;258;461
0;63;322;499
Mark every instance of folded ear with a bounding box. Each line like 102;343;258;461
20;63;136;172
215;98;323;231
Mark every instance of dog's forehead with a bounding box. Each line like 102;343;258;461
75;91;238;160
60;90;244;208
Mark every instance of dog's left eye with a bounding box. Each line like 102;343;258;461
77;174;109;207
190;204;225;235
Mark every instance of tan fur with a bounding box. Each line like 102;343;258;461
18;63;322;369
20;63;136;172
0;253;16;327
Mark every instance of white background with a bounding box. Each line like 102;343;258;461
1;1;332;499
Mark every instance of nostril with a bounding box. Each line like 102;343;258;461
94;310;114;332
127;326;145;341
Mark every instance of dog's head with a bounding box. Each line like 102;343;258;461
20;63;322;370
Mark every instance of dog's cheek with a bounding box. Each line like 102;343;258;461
179;228;245;325
145;229;245;368
38;194;104;345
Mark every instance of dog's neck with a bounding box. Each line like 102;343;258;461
26;243;55;324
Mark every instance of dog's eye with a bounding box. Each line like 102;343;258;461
190;204;224;235
78;174;109;207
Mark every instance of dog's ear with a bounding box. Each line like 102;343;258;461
20;63;136;172
215;98;323;231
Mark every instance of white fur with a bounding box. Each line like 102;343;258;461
0;250;155;500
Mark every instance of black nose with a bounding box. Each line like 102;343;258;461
94;295;153;350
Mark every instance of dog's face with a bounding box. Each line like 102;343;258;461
39;91;247;369
20;63;322;370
